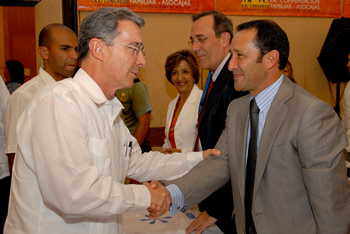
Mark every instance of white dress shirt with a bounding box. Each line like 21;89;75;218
5;67;56;154
4;68;203;234
0;77;10;180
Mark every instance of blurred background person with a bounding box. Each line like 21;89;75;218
115;78;153;153
283;60;297;84
163;49;202;154
4;60;25;94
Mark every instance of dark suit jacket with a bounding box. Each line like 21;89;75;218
197;55;247;233
175;76;350;233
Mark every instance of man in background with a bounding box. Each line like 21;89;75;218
116;78;153;153
188;10;247;234
5;23;78;174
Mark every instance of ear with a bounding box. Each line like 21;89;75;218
221;32;231;48
264;50;279;70
38;46;49;60
88;38;104;62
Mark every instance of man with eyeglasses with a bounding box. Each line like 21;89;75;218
4;7;220;234
185;10;248;234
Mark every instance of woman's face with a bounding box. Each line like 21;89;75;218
171;59;195;96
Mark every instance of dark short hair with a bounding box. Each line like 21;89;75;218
78;7;145;61
192;10;233;42
6;60;24;84
236;20;289;70
165;49;200;84
39;23;74;47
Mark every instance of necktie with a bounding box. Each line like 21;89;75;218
245;98;259;234
194;72;213;151
198;72;213;117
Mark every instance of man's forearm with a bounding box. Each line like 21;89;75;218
134;112;150;146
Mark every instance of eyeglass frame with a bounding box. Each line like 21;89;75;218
114;41;146;57
188;32;223;46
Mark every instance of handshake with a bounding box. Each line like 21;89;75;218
143;148;221;218
143;180;171;218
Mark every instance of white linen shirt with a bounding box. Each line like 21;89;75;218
4;68;203;234
0;77;10;180
5;67;56;154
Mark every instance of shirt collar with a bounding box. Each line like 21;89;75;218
212;52;231;82
39;67;59;85
252;74;284;112
73;68;120;106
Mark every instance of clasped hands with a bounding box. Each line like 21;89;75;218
144;148;221;218
143;180;170;218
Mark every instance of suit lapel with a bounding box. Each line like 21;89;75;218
165;95;179;138
253;77;294;201
176;86;198;126
201;57;231;120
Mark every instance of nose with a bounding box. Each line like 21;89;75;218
228;55;237;71
347;60;350;68
192;41;201;52
136;53;147;67
71;49;78;60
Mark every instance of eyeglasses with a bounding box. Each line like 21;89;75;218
115;41;146;57
188;34;217;46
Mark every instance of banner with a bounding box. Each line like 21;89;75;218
217;0;341;18
78;0;215;14
343;0;350;17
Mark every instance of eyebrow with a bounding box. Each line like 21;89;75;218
190;34;206;40
59;44;77;48
128;41;144;46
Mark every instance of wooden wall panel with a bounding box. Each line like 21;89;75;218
3;6;36;82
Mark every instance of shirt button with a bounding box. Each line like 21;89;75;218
105;154;109;158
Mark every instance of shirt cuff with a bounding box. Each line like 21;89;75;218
166;184;185;215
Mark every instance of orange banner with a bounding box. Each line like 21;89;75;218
343;0;350;17
217;0;341;18
78;0;214;14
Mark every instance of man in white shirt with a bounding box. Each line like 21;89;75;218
0;78;10;234
4;7;219;234
4;23;78;174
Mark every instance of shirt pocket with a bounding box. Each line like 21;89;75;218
88;138;110;176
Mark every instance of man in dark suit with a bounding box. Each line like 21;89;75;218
188;10;247;234
150;19;350;234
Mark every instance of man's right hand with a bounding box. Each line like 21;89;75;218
143;181;171;218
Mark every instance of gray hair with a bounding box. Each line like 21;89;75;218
78;7;145;61
192;11;233;43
